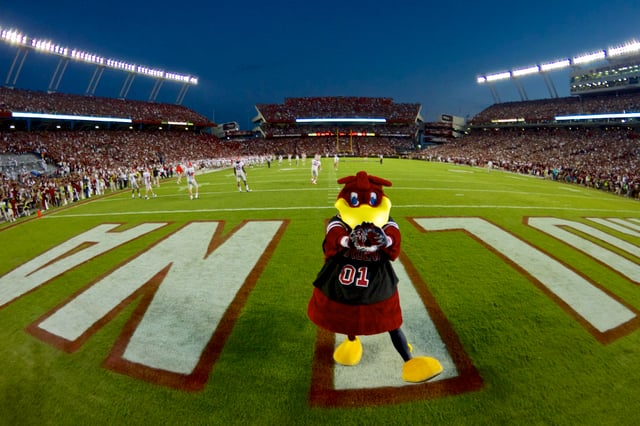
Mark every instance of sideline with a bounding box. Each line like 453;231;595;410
41;203;640;218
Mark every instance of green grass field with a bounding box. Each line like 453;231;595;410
1;158;639;425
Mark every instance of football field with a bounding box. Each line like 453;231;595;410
1;158;639;425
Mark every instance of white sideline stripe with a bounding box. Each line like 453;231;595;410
558;187;582;192
44;204;640;218
333;259;457;390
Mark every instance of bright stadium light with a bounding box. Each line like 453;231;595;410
572;50;606;65
607;40;640;57
477;37;640;89
1;28;27;45
106;59;136;72
0;23;198;85
540;59;571;72
512;65;540;77
485;71;511;82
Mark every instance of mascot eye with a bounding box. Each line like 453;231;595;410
350;192;360;207
369;192;378;206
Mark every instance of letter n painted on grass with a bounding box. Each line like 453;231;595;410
28;220;287;391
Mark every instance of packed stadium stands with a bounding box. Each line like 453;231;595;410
255;97;421;122
469;90;640;125
0;87;214;127
422;126;639;195
0;87;222;219
253;97;421;156
422;90;640;199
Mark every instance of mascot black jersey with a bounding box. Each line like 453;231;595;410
312;216;399;305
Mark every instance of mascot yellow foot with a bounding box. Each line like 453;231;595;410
402;356;443;383
333;337;363;366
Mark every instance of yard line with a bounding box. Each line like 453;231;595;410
43;204;640;218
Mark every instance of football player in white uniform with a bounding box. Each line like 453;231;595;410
129;169;141;198
311;155;322;184
185;162;199;200
234;158;251;192
142;168;156;199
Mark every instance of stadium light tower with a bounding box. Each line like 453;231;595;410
476;38;639;103
0;24;198;104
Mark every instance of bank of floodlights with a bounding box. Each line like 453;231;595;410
0;25;198;85
476;38;640;103
572;50;606;65
476;38;640;86
511;65;540;78
608;40;640;57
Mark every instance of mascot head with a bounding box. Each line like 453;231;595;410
335;171;392;229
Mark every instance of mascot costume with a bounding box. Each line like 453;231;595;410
308;171;443;383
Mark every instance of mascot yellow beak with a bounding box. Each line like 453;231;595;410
335;196;392;229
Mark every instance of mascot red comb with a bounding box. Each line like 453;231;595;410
307;171;443;382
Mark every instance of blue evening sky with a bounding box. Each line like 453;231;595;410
1;1;639;128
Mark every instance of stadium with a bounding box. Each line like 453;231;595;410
1;24;639;425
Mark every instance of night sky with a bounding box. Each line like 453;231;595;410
1;1;639;128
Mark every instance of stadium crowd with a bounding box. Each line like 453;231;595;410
259;123;418;138
253;96;419;158
0;87;213;126
422;126;639;198
256;96;422;122
470;91;640;124
0;129;237;220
